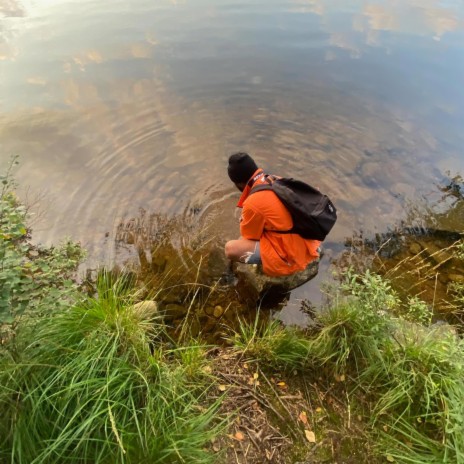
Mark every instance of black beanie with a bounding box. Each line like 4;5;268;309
227;152;258;184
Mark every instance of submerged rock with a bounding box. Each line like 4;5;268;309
448;273;464;284
234;259;319;305
213;305;224;318
409;242;422;255
164;303;188;320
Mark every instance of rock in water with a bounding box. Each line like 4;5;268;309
234;259;320;305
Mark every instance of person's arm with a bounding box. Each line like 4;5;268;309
240;205;265;240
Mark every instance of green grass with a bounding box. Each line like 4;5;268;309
0;272;225;464
229;311;312;369
230;270;464;463
369;323;464;463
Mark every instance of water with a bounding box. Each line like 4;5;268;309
1;0;463;322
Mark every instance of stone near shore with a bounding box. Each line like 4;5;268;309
164;303;188;320
409;242;422;255
448;273;464;284
234;259;320;304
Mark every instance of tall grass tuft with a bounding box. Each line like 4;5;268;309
230;312;312;369
0;272;223;464
370;323;464;463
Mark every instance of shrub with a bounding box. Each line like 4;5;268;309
0;158;84;328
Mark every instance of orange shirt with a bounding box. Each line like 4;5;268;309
237;169;321;277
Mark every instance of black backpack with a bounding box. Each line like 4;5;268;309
249;175;337;241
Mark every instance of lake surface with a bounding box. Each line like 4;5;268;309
1;0;463;323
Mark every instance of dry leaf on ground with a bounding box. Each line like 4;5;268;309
234;431;245;441
304;430;316;443
298;411;308;425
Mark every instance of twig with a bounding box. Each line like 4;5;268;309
258;367;295;421
242;424;262;452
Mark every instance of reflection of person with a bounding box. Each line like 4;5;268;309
225;152;321;277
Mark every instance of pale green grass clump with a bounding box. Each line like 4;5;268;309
0;274;223;464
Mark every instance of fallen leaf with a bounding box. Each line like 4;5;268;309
213;444;220;452
253;372;259;380
316;407;323;413
339;374;346;382
298;411;308;425
276;381;286;388
383;425;388;432
304;430;316;443
218;385;227;392
234;431;245;441
386;455;395;462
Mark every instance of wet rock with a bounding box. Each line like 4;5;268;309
164;303;187;320
206;247;229;280
213;305;224;318
438;273;449;285
203;306;214;317
359;161;385;188
423;244;453;266
235;259;319;305
224;308;238;323
390;182;415;199
409;242;422;255
448;274;464;284
151;253;167;274
126;232;136;245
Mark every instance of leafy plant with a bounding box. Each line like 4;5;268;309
0;159;84;327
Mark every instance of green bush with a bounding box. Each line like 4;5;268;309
0;158;84;327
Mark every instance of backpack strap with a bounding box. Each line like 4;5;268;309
248;176;294;235
249;174;276;192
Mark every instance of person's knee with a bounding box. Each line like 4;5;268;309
224;240;237;260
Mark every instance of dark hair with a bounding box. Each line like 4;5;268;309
227;152;258;184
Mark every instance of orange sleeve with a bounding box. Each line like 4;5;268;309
240;205;265;240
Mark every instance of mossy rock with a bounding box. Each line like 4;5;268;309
234;259;320;305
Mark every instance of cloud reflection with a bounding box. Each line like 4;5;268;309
290;0;462;57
